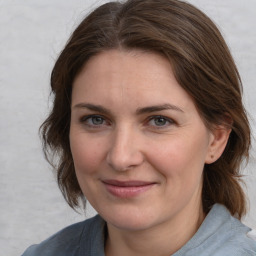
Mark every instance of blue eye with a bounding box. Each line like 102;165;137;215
153;117;168;126
148;116;173;127
81;115;108;127
90;116;104;125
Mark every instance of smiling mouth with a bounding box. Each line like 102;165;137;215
102;180;156;198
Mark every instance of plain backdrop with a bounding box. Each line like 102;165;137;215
0;1;255;255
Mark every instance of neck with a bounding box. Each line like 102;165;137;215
105;200;205;256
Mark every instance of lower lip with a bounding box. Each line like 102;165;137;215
103;183;155;198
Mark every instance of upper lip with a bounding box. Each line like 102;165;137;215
102;179;156;187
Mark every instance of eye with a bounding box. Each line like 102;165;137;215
89;116;105;125
147;115;174;127
80;115;109;128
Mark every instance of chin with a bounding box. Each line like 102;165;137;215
101;207;161;231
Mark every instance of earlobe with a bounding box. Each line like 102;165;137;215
205;127;231;164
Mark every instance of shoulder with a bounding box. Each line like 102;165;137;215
213;222;256;256
214;205;256;255
206;204;256;255
203;204;256;256
21;215;105;256
247;229;256;242
175;204;256;256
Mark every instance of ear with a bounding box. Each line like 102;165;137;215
205;126;231;164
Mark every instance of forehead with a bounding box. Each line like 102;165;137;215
72;49;196;114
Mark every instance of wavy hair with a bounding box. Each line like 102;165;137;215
41;0;251;218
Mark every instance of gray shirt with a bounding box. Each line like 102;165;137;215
22;204;256;256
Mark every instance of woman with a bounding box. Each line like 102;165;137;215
22;0;256;255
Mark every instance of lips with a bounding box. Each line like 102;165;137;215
102;180;156;198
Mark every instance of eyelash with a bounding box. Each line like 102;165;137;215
79;115;175;129
147;115;175;128
80;115;110;128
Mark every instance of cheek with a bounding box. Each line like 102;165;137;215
70;134;103;175
148;134;208;181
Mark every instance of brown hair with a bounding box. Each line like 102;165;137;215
41;0;251;218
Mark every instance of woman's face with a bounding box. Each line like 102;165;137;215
70;50;216;231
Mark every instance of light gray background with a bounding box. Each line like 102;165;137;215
0;1;255;255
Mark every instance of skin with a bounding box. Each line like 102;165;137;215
70;50;230;256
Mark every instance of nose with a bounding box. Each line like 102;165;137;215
106;127;144;172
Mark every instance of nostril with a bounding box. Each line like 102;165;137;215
106;130;144;171
106;149;144;172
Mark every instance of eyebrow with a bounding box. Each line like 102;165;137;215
135;103;184;114
73;103;184;115
73;103;111;115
